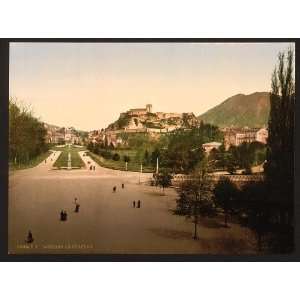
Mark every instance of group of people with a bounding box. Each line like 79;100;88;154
60;210;68;221
60;198;80;222
113;183;125;192
89;165;96;171
133;200;141;208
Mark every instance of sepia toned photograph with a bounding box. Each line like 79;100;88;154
8;42;295;255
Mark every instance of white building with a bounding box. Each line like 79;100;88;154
202;142;222;154
256;127;268;144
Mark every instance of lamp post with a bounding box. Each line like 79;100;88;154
139;163;143;184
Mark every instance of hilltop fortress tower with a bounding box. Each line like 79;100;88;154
146;104;152;113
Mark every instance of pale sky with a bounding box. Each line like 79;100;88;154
9;42;294;131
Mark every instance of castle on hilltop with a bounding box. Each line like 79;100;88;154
122;104;182;119
126;104;152;116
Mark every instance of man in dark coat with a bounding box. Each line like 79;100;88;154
26;230;34;243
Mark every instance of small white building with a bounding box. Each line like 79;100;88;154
256;127;268;144
202;142;222;154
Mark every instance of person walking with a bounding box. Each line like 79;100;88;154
75;203;80;213
122;183;124;189
60;210;64;221
133;201;136;208
113;186;116;192
74;198;80;213
64;210;68;221
137;200;141;208
26;230;34;243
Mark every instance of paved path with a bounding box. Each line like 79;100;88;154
8;150;256;254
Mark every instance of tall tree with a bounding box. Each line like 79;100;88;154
247;48;296;253
239;181;270;252
174;160;215;239
264;48;294;252
9;98;48;165
155;169;173;194
213;177;239;227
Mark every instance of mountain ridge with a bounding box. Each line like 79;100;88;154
198;92;270;128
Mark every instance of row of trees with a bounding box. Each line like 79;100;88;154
87;142;131;163
88;122;223;174
9;99;49;165
144;123;223;173
208;141;266;174
174;166;271;252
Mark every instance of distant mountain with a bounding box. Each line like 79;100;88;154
198;92;270;128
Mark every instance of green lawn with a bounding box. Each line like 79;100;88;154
87;150;155;173
53;145;86;169
9;150;52;171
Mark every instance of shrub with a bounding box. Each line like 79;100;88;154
123;155;130;163
112;153;120;161
100;149;112;159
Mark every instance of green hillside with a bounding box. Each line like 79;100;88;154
198;92;270;128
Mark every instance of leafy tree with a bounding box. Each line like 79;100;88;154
174;161;215;239
9;98;48;165
224;148;238;174
143;149;150;165
249;141;266;166
93;144;100;155
263;48;295;253
112;153;120;161
154;169;173;194
234;48;295;254
213;177;239;227
123;155;130;163
238;181;270;252
100;149;112;159
208;148;219;163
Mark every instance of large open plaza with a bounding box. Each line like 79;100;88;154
9;150;256;254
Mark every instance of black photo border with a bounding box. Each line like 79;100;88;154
0;38;299;262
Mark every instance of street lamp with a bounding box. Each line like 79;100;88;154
139;163;143;184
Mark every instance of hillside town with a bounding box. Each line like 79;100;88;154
43;104;269;162
44;124;86;145
85;104;268;150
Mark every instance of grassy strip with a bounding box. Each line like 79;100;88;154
87;151;154;173
71;149;85;168
53;146;85;168
9;150;52;171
